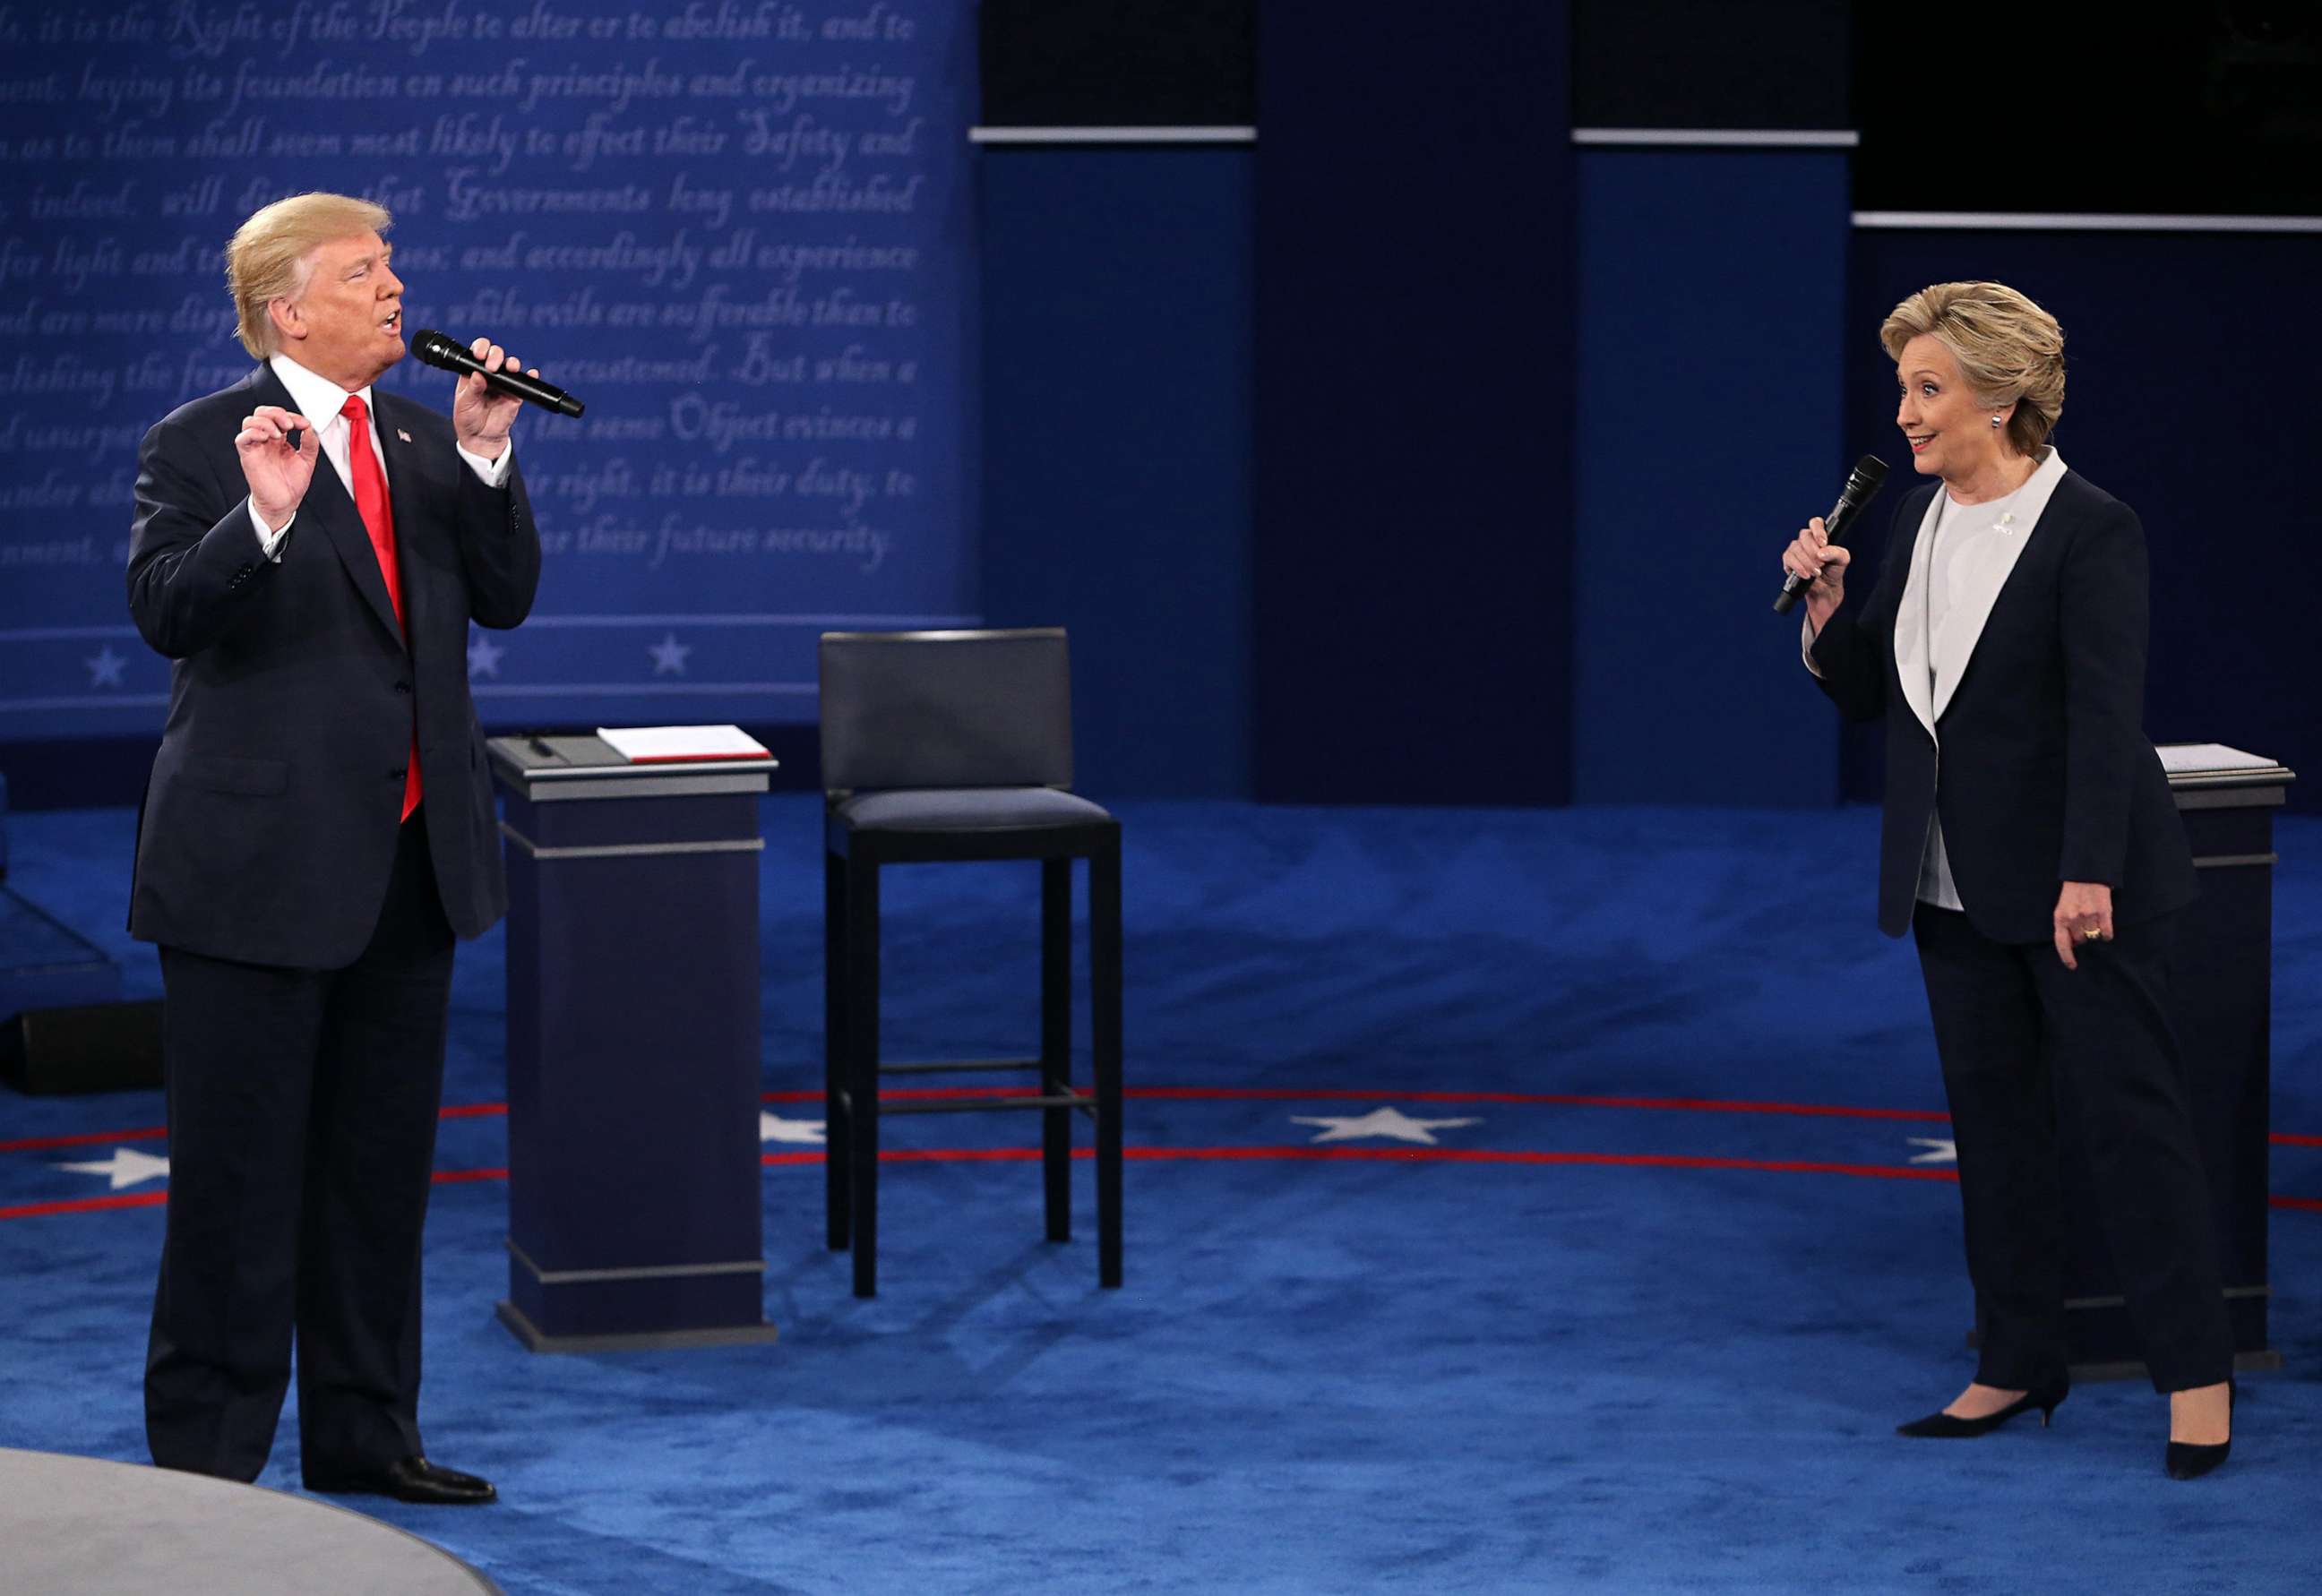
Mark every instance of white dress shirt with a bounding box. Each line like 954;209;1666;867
248;353;513;556
1912;478;2034;908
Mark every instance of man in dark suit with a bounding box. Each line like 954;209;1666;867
126;193;542;1503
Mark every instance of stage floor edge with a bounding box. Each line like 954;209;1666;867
0;1447;501;1596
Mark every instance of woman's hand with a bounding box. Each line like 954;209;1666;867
1781;517;1850;630
2051;881;2114;970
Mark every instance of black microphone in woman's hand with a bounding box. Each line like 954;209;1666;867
411;330;586;417
1774;454;1888;614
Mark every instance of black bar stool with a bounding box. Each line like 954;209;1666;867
818;628;1122;1298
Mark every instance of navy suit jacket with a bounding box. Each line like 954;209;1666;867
1808;468;2195;945
126;365;540;968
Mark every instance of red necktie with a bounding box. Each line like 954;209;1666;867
341;394;422;821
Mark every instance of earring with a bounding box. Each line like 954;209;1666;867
1991;415;2003;428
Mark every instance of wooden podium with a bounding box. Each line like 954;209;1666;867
488;733;781;1352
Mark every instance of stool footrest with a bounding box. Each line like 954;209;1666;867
881;1091;1092;1117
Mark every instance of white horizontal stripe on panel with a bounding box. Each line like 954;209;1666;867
1571;128;1859;148
1853;210;2322;234
969;125;1257;144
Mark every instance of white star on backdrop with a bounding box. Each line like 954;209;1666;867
761;1113;826;1145
1289;1106;1484;1146
1907;1137;1957;1166
648;633;692;675
58;1147;171;1189
468;632;505;678
85;645;127;688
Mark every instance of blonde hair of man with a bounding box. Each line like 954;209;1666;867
1879;280;2066;459
225;193;395;360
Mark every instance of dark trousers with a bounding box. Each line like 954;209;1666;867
147;810;456;1481
1912;901;2232;1394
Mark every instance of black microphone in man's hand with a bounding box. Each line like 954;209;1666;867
411;329;586;417
1774;454;1888;614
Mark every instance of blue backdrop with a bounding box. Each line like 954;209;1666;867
0;0;976;740
1571;149;1849;807
3;11;2312;811
979;147;1253;801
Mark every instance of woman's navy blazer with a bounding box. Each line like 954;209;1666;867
1808;465;2195;945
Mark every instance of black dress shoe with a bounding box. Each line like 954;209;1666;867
1896;1377;2069;1438
2165;1381;2234;1480
307;1454;498;1505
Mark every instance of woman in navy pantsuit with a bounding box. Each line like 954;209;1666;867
1783;281;2235;1479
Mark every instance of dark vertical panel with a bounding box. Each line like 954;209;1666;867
1572;150;1850;806
979;150;1254;799
1253;1;1573;805
1845;231;2321;811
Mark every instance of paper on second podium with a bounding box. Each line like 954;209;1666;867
2154;742;2282;777
595;725;771;763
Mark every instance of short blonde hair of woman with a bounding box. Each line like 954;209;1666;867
225;193;394;359
1880;281;2065;459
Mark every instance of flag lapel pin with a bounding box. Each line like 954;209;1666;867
397;429;414;443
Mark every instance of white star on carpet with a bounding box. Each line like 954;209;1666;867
1907;1137;1957;1165
761;1112;826;1145
84;645;127;688
468;632;506;678
1290;1106;1484;1146
648;632;692;675
58;1147;171;1189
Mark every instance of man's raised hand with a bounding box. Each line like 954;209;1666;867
235;405;317;526
451;336;536;459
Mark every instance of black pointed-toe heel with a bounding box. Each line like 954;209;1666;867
2165;1380;2234;1480
1896;1378;2069;1438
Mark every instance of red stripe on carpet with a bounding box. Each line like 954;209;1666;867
1129;1088;1958;1121
761;1146;1963;1182
753;1086;1956;1121
0;1126;169;1154
0;1168;503;1219
17;1094;2322;1151
13;1153;2322;1218
0;1190;169;1220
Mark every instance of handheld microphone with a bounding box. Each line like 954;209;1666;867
1774;454;1888;614
411;329;586;417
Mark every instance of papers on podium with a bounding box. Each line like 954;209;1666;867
595;725;771;763
2155;742;2284;777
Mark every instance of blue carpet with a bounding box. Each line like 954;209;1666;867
3;798;2318;1592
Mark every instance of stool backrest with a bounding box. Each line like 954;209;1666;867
819;629;1074;793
